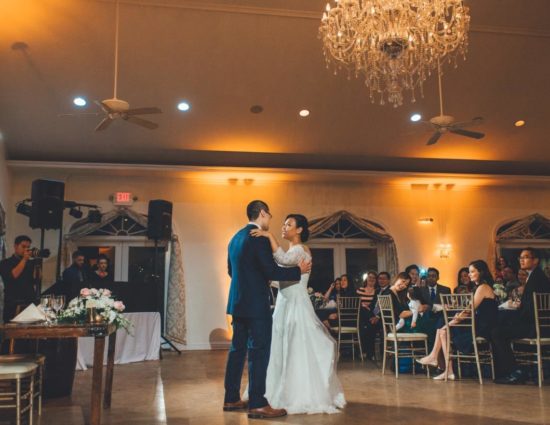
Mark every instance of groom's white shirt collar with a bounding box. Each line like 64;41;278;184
248;222;261;229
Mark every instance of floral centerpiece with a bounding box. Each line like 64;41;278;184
492;281;508;302
58;288;131;332
308;287;326;309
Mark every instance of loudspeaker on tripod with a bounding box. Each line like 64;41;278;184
30;179;65;230
147;200;172;241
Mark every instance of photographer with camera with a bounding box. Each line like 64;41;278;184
0;235;40;323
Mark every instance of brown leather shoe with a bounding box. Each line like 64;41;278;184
248;405;287;419
223;400;248;411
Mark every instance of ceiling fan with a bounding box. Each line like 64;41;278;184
61;1;161;131
420;62;485;145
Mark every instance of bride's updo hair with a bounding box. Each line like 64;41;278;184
286;214;310;242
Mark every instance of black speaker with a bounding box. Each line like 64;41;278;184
30;179;65;230
147;200;172;240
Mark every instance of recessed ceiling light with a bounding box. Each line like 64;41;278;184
410;113;422;122
250;105;263;114
177;101;190;112
73;97;87;107
299;109;310;117
514;120;526;127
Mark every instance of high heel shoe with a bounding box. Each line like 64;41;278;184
433;372;455;381
416;357;438;367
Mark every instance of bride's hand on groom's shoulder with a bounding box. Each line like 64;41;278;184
250;229;270;238
299;259;312;274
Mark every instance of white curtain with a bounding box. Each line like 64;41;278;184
309;210;399;277
62;207;187;344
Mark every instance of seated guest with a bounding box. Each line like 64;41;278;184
421;267;451;307
339;274;354;296
418;260;498;380
495;256;508;280
405;264;422;287
91;255;113;282
492;248;550;384
418;267;450;346
455;267;474;294
368;271;392;358
0;235;37;323
358;271;378;359
324;277;341;302
502;265;520;296
62;250;89;298
387;272;413;329
357;271;378;308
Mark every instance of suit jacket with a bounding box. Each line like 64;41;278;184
421;284;451;306
226;224;301;319
519;267;550;324
371;285;391;316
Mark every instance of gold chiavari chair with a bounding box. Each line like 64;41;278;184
512;292;550;387
377;295;429;378
330;296;363;362
441;294;494;384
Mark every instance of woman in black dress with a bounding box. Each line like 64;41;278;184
417;260;498;381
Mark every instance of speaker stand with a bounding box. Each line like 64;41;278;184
153;239;181;356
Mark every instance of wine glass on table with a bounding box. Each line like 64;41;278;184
40;295;52;324
51;296;65;322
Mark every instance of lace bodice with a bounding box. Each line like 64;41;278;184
272;245;310;292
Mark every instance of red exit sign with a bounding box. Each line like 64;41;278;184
113;192;134;205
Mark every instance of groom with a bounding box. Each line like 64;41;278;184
224;200;311;419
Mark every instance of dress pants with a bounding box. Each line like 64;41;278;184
491;322;534;378
224;316;272;409
359;308;378;357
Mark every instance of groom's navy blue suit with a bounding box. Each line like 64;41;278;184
224;224;301;409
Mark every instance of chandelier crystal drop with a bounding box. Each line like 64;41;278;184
319;0;470;107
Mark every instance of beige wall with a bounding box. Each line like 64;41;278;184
0;140;10;219
6;164;550;349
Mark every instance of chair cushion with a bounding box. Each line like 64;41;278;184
330;327;358;333
513;338;550;345
0;354;46;365
0;362;38;377
388;332;428;341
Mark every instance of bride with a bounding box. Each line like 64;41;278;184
250;214;346;415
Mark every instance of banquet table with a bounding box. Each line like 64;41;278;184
76;312;161;370
0;322;116;425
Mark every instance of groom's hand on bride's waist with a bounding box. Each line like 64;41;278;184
299;259;312;274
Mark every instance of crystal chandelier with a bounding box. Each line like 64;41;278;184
319;0;470;107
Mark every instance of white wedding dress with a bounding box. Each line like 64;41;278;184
265;245;346;414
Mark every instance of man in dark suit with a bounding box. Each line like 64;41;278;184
420;267;451;308
493;248;550;384
223;200;311;419
61;250;89;300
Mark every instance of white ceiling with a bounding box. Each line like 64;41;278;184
1;0;550;174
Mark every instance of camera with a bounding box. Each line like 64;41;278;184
28;247;51;259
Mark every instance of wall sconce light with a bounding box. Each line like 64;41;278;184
418;217;434;224
227;178;238;185
243;179;254;186
439;243;452;259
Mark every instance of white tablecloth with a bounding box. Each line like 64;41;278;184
76;312;161;370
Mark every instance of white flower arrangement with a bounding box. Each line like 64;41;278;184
58;288;131;332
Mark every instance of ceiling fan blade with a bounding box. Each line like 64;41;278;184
124;115;158;130
452;117;484;129
58;112;100;118
426;132;442;146
450;129;485;139
95;117;114;132
125;107;162;116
